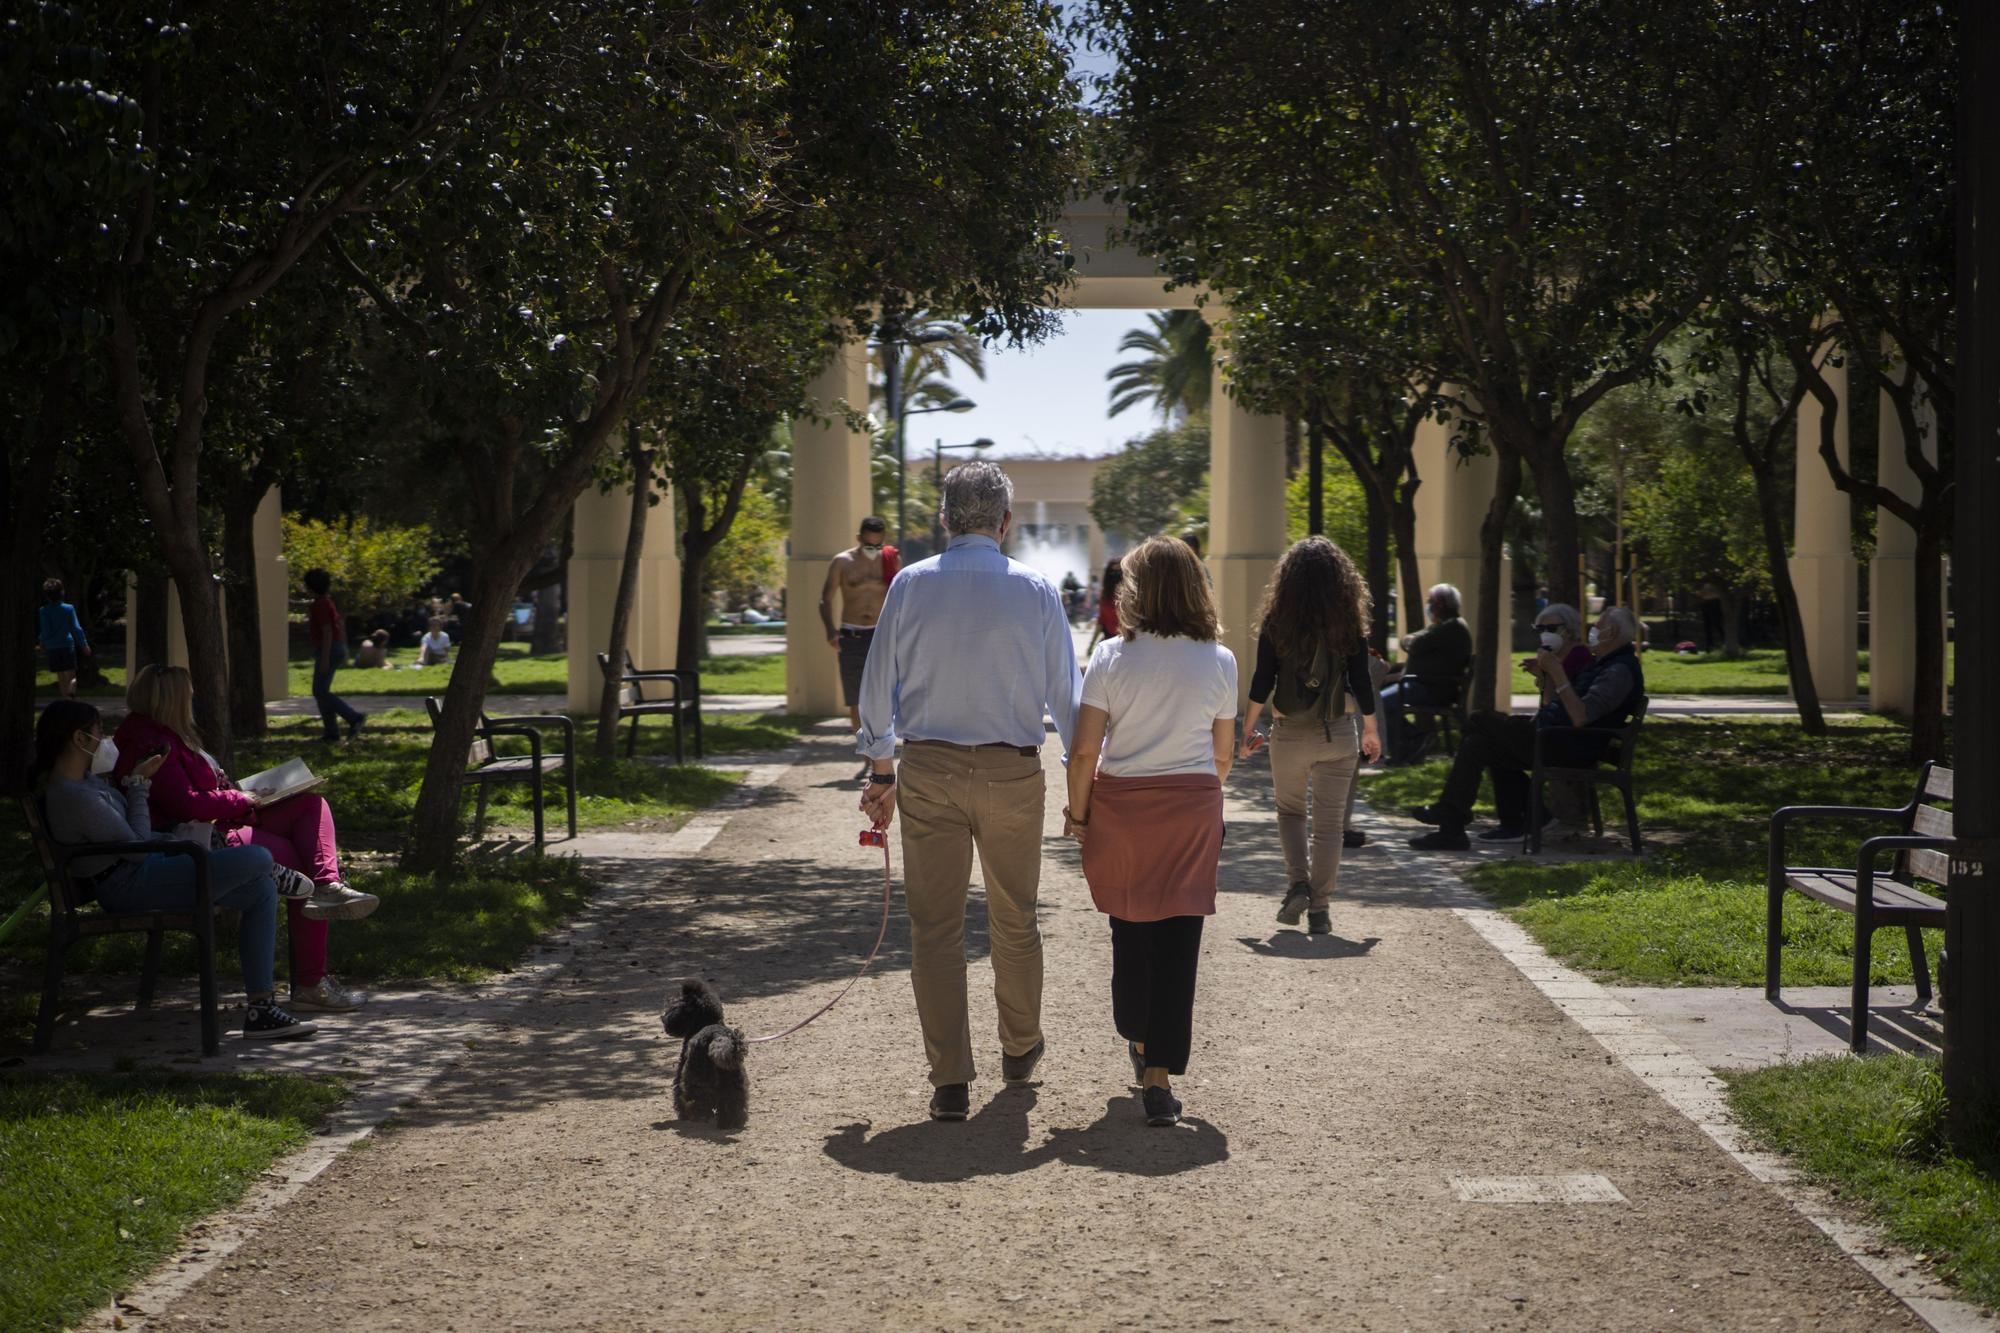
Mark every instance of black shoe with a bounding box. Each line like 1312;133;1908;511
1276;882;1311;926
347;713;367;741
929;1083;970;1121
1001;1038;1045;1085
1406;804;1446;826
1308;909;1332;935
243;1002;318;1041
1477;824;1525;843
1142;1085;1183;1127
1343;828;1367;848
1127;1041;1146;1086
1409;827;1471;851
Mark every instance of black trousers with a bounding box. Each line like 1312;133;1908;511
1109;914;1204;1075
1436;709;1603;830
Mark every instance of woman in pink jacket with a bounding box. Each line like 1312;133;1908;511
113;665;377;1014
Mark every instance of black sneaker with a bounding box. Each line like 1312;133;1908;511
1276;882;1311;926
1142;1085;1183;1127
1308;909;1332;935
1409;827;1471;851
243;1002;318;1041
1406;804;1446;826
929;1083;970;1121
1127;1041;1146;1086
1001;1038;1045;1086
347;713;368;741
1343;828;1368;848
1477;824;1525;843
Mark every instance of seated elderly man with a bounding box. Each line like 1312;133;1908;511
1380;582;1474;764
1407;606;1645;850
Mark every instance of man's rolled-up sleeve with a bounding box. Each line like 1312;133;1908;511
855;581;904;761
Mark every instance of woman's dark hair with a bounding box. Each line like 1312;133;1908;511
302;568;332;595
1100;558;1124;598
30;699;101;786
1256;536;1371;667
42;578;64;603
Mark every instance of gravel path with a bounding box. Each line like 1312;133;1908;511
146;731;1916;1331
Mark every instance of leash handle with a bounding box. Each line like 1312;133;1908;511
746;839;893;1044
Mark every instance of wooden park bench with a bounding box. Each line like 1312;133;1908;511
425;698;577;849
1767;761;1951;1052
1524;695;1649;856
1390;654;1475;758
596;650;703;763
19;796;221;1055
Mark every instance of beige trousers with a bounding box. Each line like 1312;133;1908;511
896;742;1047;1086
1270;713;1360;909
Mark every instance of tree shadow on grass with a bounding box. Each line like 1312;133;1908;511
822;1089;1228;1183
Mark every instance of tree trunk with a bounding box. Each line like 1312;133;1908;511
1363;474;1392;653
220;488;269;741
1529;446;1583;609
0;370;72;795
1392;474;1423;641
530;574;565;655
1752;475;1828;735
162;541;233;761
1721;587;1744;659
1909;520;1947;762
677;540;713;678
1471;451;1522;714
595;456;653;760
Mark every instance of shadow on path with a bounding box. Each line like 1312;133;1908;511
1236;932;1380;960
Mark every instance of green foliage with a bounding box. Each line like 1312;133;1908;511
1285;457;1369;555
281;515;447;619
0;1071;349;1333
1089;417;1210;541
707;485;785;610
1726;1057;2000;1310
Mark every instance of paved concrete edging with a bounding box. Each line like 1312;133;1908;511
97;748;811;1332
1381;843;1995;1333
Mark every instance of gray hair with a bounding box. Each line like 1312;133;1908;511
1536;602;1582;641
1427;583;1462;619
938;461;1013;536
1601;606;1642;644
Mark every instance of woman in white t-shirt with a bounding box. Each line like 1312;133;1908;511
1065;536;1237;1128
418;618;452;666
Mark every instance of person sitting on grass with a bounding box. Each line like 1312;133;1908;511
418;618;452;666
113;664;378;1015
1407;607;1645;850
34;699;318;1041
353;628;393;669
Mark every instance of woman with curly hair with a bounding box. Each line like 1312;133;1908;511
1238;537;1381;934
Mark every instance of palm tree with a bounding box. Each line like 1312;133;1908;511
870;315;986;418
1105;310;1212;420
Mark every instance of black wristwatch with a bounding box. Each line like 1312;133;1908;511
867;772;897;786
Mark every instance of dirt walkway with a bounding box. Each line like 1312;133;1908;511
141;731;1916;1331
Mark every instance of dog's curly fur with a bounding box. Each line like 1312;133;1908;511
662;978;748;1130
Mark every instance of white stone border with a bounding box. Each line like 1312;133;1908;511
98;749;811;1331
1391;849;1996;1333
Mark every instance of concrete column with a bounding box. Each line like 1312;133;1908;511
564;451;681;713
1790;345;1859;702
1410;393;1513;707
1208;348;1288;709
1868;355;1941;714
785;339;874;716
254;487;289;701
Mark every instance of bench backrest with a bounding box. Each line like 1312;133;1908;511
19;795;88;922
425;696;496;766
1905;762;1954;885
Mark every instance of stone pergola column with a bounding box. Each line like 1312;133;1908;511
565;446;681;712
1790;345;1859;703
1207;348;1288;710
784;339;874;716
1868;356;1941;715
126;485;291;703
1409;393;1512;708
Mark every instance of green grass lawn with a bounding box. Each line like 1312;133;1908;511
1725;1056;2000;1311
1361;717;1945;986
0;1070;350;1333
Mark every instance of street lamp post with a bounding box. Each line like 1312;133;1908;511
933;436;996;551
899;398;977;551
875;318;960;549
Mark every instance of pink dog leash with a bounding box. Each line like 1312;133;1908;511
746;832;894;1044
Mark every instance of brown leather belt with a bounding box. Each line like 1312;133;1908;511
906;739;1040;757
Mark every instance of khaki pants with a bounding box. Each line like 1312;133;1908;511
897;742;1047;1086
1270;714;1360;909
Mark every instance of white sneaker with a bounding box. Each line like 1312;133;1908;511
273;866;317;901
288;975;362;1012
302;881;380;921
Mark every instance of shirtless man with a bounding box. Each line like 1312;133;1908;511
819;515;896;728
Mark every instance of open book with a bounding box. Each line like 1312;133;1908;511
236;757;327;806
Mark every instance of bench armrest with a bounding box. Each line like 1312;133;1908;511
1768;806;1908;887
481;724;549;766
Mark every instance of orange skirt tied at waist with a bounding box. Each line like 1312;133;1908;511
1079;772;1224;922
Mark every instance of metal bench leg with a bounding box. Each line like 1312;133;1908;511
1850;920;1873;1054
1906;926;1933;1003
692;706;703;759
672;709;684;765
473;782;490;838
531;769;546;850
565;762;577;840
138;928;166;1009
1589;786;1604;837
196;910;219;1056
627;712;640;759
1620;782;1642;856
1526;773;1543;855
34;940;66;1052
1765;879;1786;1001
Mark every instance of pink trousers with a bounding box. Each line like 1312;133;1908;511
226;793;343;988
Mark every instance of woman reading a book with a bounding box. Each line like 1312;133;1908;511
113;665;378;1015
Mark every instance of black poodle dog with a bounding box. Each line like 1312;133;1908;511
662;978;748;1130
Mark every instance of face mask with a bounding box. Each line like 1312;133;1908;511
87;736;119;776
1588;628;1602;648
1538;630;1563;652
858;545;883;561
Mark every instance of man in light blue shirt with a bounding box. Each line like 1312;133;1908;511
857;461;1080;1121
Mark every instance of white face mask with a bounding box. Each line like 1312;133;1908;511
88;735;119;776
1538;630;1563;652
1588;628;1602;649
858;544;883;561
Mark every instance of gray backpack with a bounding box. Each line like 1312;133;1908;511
1272;634;1346;724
